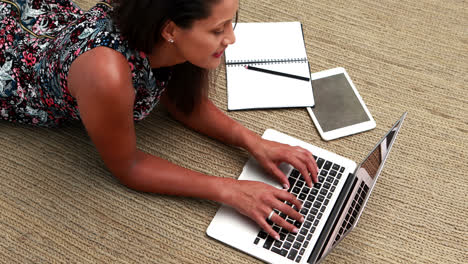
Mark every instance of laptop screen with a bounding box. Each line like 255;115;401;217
311;113;406;264
355;118;401;184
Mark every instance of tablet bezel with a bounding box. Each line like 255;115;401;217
306;67;376;141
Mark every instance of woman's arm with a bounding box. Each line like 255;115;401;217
161;92;319;188
67;47;303;239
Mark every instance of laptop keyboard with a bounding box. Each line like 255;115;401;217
253;156;344;263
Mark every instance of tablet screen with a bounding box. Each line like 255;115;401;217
311;73;370;132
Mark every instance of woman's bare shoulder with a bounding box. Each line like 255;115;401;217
68;46;133;100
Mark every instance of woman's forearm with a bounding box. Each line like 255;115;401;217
119;150;235;204
162;96;261;152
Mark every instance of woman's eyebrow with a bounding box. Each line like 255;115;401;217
214;18;233;27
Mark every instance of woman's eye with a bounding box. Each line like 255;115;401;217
214;29;224;35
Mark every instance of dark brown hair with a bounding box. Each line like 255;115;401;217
111;0;223;115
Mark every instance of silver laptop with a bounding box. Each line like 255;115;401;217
207;112;407;264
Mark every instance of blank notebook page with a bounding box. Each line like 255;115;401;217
225;22;314;110
226;22;308;62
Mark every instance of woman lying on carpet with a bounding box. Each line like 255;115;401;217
0;0;318;240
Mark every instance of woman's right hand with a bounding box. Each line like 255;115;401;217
224;179;305;240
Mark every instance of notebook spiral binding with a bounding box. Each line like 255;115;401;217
226;58;308;67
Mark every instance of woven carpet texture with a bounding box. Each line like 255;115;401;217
0;0;466;263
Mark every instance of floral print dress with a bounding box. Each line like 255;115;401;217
0;0;169;127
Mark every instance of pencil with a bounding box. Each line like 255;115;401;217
244;65;310;82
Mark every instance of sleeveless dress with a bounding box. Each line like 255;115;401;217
0;0;169;127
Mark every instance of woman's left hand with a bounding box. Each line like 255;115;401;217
249;138;319;189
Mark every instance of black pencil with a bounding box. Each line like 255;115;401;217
244;65;310;82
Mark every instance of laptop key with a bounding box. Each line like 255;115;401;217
254;237;260;245
271;247;282;255
283;241;292;249
288;177;296;189
263;236;274;249
280;232;286;241
324;161;332;170
316;158;324;169
293;242;301;250
274;240;282;248
296;181;304;188
295;255;302;263
292;187;301;194
287;249;298;260
310;208;318;215
290;170;300;178
317;195;325;202
299;193;307;201
258;231;268;239
294;221;302;228
296;235;305;242
300;248;306;255
363;184;369;193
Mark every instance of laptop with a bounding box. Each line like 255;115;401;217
207;112;407;263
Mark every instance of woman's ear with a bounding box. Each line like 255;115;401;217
161;21;178;43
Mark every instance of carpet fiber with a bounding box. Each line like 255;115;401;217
1;0;466;263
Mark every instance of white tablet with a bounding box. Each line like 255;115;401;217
307;67;376;141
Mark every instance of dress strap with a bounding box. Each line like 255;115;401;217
97;1;113;9
0;0;55;39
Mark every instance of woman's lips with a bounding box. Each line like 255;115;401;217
213;49;225;58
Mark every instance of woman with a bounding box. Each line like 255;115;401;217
0;0;318;240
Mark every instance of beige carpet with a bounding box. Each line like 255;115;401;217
1;0;467;263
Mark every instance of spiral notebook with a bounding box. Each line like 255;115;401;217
225;22;314;110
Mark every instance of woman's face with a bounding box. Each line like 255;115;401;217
172;0;238;69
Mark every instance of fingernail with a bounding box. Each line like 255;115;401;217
300;216;305;223
274;234;280;240
293;227;299;233
283;184;289;190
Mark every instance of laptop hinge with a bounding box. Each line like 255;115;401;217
308;173;357;263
